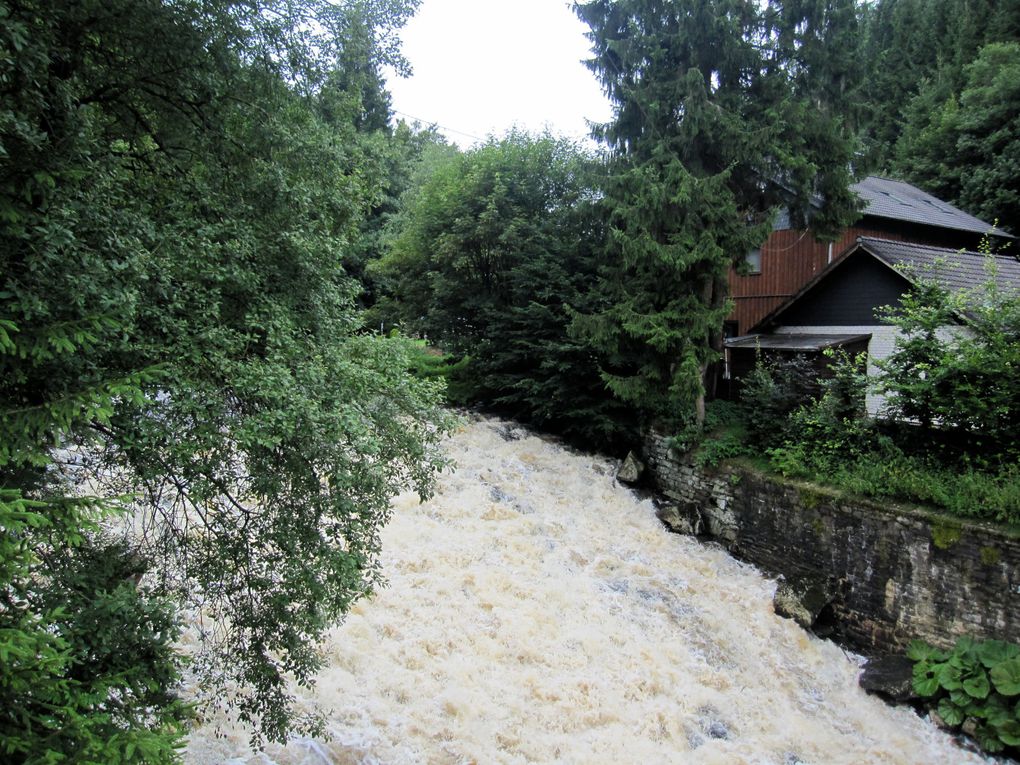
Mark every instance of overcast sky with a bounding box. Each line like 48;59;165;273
385;0;613;147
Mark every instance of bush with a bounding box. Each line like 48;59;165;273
877;247;1020;462
760;351;875;473
741;354;820;448
667;400;752;466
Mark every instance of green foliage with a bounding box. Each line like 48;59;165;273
741;355;821;450
2;0;450;750
822;454;1020;526
0;313;188;762
402;340;475;407
693;430;752;470
669;400;752;468
908;637;1020;754
877;245;1020;461
733;338;1020;524
373;132;634;447
859;0;1020;177
571;0;861;426
892;42;1020;232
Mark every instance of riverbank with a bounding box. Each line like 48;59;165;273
641;430;1020;653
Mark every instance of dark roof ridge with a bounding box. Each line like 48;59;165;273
856;236;1017;262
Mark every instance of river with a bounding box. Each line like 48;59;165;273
184;415;992;765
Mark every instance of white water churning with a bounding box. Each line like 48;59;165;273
186;416;989;765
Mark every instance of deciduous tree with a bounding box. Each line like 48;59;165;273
1;0;447;750
373;132;633;445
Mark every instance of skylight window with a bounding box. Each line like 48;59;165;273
881;190;911;206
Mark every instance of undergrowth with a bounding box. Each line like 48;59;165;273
672;355;1020;528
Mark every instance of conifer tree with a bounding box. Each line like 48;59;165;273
572;0;860;425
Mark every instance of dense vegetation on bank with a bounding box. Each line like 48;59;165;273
684;257;1020;527
1;0;453;759
3;0;1019;761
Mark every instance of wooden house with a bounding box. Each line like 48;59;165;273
725;236;1020;414
726;176;1009;338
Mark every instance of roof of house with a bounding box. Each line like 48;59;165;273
725;333;872;352
852;176;1010;238
857;237;1020;295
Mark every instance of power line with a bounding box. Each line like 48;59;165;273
391;110;485;143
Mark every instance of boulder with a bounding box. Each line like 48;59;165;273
773;574;837;630
497;423;528;441
656;500;704;536
858;654;917;702
616;451;645;484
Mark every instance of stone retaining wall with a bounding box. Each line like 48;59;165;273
642;432;1020;652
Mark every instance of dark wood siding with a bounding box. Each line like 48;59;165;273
772;252;912;326
726;217;989;335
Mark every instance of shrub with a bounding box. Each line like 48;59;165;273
741;354;820;448
667;400;752;466
877;247;1020;462
761;350;875;474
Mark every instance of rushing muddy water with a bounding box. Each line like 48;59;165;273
185;416;991;765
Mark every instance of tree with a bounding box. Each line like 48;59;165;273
0;320;189;764
1;0;448;750
895;42;1020;233
858;0;1020;174
571;0;861;426
877;249;1020;460
372;132;633;445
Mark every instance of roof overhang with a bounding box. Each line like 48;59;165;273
725;333;873;352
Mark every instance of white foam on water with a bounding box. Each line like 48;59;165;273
184;416;994;765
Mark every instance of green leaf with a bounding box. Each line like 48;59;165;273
907;640;944;663
935;662;963;692
995;720;1020;747
976;725;1006;753
913;663;941;697
963;669;991;699
937;698;965;726
990;658;1020;696
985;698;1013;728
949;688;972;707
977;640;1020;669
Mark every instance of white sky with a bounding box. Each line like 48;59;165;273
385;0;613;148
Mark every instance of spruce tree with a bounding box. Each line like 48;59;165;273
572;0;860;426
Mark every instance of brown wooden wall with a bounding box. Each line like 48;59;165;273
728;225;900;335
726;218;989;335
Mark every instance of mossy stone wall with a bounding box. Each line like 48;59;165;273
642;432;1020;651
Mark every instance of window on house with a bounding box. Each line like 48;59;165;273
745;248;762;274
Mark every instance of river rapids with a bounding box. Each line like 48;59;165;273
185;415;992;765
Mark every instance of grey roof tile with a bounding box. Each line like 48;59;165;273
852;176;1009;237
